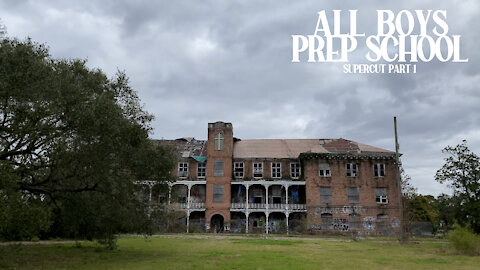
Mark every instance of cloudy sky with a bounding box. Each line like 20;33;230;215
1;0;479;196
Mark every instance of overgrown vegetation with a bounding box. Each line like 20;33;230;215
0;38;174;247
448;224;480;256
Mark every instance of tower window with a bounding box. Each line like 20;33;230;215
214;133;224;150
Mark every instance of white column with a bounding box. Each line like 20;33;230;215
286;213;289;235
285;185;289;210
245;212;249;234
265;185;269;210
148;185;152;202
245;184;249;211
266;212;269;234
186;211;190;233
168;185;172;205
187;184;192;210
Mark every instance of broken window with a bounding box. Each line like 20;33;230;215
271;162;281;178
375;188;388;204
321;213;333;229
290;162;300;179
253;162;263;178
319;163;331;177
214;133;224;150
348;187;360;203
213;160;224;176
374;163;385;177
346;163;358;177
320;187;332;203
178;162;189;178
234;162;244;178
197;162;206;178
213;184;223;202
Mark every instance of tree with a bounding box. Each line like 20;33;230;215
0;38;175;244
435;140;480;233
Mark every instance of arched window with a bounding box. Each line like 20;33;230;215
214;133;224;150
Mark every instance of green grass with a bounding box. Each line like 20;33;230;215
1;235;479;269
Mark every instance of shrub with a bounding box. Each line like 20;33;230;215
448;224;480;256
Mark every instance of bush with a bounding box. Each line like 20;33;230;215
448;224;480;256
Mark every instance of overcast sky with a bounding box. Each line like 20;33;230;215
1;0;479;196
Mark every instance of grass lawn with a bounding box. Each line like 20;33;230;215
1;235;479;270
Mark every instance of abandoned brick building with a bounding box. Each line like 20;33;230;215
142;121;402;235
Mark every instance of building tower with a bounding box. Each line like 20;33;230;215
205;121;233;232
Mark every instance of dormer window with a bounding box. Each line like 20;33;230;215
214;133;224;150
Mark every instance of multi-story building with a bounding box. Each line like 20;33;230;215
142;121;402;235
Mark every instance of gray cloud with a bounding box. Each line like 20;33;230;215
1;0;479;196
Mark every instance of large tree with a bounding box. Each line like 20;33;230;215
0;38;174;244
435;140;480;233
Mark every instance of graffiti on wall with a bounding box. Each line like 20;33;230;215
333;218;349;231
363;216;375;230
314;206;365;216
391;218;400;228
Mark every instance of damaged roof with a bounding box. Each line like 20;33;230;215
153;138;206;159
233;138;393;159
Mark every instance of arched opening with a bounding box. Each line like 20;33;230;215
189;211;205;233
248;212;266;233
210;214;224;233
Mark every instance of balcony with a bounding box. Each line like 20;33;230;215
230;203;306;211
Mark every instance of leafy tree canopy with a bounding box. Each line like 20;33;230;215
0;38;175;244
435;140;480;233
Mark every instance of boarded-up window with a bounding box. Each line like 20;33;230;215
377;214;389;231
349;214;361;230
321;213;333;229
348;187;359;203
214;160;224;176
375;188;388;204
213;184;223;202
320;187;332;203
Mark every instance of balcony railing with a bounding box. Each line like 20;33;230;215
230;203;306;211
190;202;205;209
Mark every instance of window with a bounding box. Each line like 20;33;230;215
320;187;332;203
271;186;282;204
290;162;300;179
346;163;358;177
213;160;224;176
271;162;281;178
374;163;385;177
197;162;206;178
375;188;388;204
178;162;188;178
321;213;333;230
319;163;331;177
253;162;263;178
234;162;244;178
213;184;223;202
214;133;224;150
348;187;359;203
377;214;389;232
349;214;361;230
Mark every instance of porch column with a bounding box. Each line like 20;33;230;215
245;184;249;211
168;184;172;205
286;212;290;235
266;212;269;234
186;211;190;233
148;184;152;202
285;184;289;211
265;184;269;210
245;212;249;234
187;184;192;210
